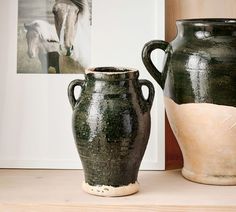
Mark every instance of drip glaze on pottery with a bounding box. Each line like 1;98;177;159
68;67;155;196
142;19;236;185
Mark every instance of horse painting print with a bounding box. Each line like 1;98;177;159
53;0;91;69
24;20;60;73
17;0;92;74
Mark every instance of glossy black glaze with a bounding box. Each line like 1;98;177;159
68;67;155;187
142;19;236;106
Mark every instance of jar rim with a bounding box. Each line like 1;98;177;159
176;18;236;25
85;67;139;80
85;67;138;75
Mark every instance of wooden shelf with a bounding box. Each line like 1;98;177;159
0;169;236;211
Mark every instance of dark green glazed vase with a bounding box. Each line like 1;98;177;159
68;67;155;196
142;19;236;185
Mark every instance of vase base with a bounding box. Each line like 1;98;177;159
182;168;236;185
82;181;139;197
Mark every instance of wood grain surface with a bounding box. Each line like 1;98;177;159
0;169;236;211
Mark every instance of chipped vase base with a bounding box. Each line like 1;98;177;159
165;96;236;185
82;181;139;197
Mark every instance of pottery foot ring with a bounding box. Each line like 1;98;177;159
82;181;139;197
182;168;236;186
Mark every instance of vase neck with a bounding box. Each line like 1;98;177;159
176;19;236;39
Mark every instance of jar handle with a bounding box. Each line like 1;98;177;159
142;40;169;89
68;79;84;110
139;79;155;111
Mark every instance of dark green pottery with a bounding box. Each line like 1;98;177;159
142;19;236;185
68;67;155;196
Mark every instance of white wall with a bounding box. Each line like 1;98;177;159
0;0;165;170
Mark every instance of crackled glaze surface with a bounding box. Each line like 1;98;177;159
68;67;154;195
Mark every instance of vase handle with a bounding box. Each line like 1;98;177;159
68;79;84;110
142;40;169;89
139;79;155;111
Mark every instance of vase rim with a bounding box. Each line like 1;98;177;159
85;67;138;75
176;18;236;25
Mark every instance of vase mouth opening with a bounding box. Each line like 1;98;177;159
176;18;236;26
86;67;138;75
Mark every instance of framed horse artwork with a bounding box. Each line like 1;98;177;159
0;0;165;170
17;0;92;74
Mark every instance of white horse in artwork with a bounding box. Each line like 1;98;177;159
24;20;60;73
52;0;91;69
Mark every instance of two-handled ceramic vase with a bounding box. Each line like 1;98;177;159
68;67;154;196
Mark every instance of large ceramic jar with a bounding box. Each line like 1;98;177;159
68;67;154;196
142;19;236;185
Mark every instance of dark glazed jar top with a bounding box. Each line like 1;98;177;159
176;18;236;38
85;67;139;81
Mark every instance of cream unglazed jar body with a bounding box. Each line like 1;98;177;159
142;19;236;185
